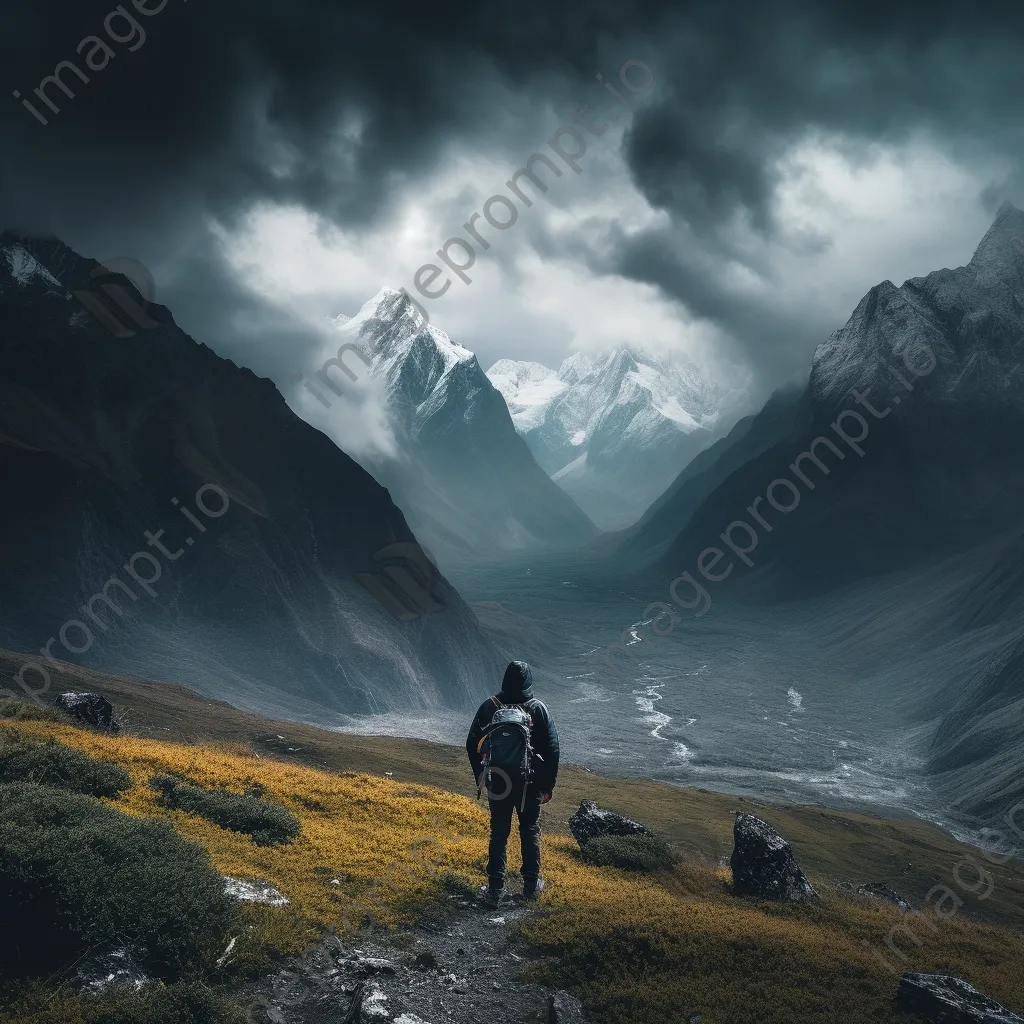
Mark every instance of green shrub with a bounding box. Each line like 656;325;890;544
0;739;130;798
579;834;675;872
0;699;68;723
93;980;239;1024
0;782;235;979
151;774;300;846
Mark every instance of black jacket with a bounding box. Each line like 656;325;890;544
465;661;560;792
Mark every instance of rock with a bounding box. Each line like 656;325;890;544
897;973;1023;1022
342;981;390;1022
413;950;438;970
730;812;815;902
394;1016;434;1024
857;882;913;912
77;949;149;994
549;990;588;1023
223;876;290;906
568;799;647;847
360;983;389;1018
348;956;397;978
55;691;118;732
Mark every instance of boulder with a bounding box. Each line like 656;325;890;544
549;990;588;1023
897;973;1023;1022
730;812;815;901
347;955;397;978
341;981;392;1023
223;876;290;906
55;691;118;732
857;882;913;913
77;949;149;994
569;799;647;847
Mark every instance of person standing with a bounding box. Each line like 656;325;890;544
465;661;560;907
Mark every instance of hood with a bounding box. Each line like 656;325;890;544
498;660;534;702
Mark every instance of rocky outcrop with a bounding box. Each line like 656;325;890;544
897;973;1023;1022
730;812;815;901
549;990;588;1023
55;692;118;732
836;880;913;912
856;882;913;912
569;799;647;847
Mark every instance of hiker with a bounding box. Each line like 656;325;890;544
465;660;560;907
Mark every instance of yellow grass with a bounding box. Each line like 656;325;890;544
4;720;493;947
5;718;1024;1023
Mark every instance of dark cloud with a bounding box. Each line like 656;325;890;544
1;0;1023;389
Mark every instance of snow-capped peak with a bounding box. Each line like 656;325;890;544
485;345;735;528
487;346;727;456
332;286;474;374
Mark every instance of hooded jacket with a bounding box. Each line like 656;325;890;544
465;661;560;793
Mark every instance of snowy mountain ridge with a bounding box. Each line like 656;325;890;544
487;346;736;529
327;287;597;565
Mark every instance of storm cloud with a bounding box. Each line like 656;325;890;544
2;0;1023;403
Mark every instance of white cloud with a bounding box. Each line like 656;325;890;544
211;124;1011;442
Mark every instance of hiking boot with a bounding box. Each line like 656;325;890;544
522;877;545;900
484;882;504;908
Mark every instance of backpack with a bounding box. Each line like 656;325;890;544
479;696;539;807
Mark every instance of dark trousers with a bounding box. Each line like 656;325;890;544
487;783;542;885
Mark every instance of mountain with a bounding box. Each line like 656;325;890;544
0;236;502;721
487;348;734;529
650;203;1024;591
607;203;1024;818
327;289;598;567
607;380;808;564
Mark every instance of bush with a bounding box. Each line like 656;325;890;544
0;782;235;979
579;834;675;872
0;739;131;798
0;699;67;723
93;980;239;1024
151;774;300;846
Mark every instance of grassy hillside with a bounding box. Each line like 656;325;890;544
2;652;1023;1022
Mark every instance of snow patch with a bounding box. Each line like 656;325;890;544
4;245;62;288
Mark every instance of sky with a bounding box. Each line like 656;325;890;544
2;0;1023;441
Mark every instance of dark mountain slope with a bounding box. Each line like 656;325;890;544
0;236;501;720
653;203;1024;594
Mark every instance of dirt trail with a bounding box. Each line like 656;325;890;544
244;879;559;1024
